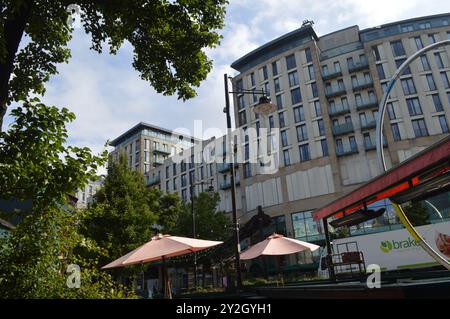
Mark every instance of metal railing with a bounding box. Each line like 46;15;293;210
332;122;354;136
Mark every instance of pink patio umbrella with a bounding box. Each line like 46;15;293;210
102;234;223;298
240;233;320;284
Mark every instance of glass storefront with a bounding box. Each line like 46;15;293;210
292;210;325;242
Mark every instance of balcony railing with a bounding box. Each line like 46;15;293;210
336;146;359;157
217;162;239;173
365;139;388;151
322;70;343;81
329;104;351;117
153;158;164;166
356;99;378;111
348;60;369;73
352;80;374;92
153;146;171;155
147;175;161;186
325;86;347;98
332;122;354;136
360;120;377;131
220;177;241;190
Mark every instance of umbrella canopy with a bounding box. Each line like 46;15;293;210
240;233;320;260
102;234;223;269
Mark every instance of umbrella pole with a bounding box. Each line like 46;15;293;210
162;256;172;299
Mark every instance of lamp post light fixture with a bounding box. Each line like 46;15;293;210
223;73;277;290
190;179;215;289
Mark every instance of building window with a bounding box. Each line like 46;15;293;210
269;115;274;129
291;87;302;105
299;144;310;162
173;177;177;190
243;162;252;178
276;94;283;110
238;95;245;110
317;119;325;136
395;58;410;75
281;130;289;147
286;54;296;70
428;33;436;44
432;94;443;112
421;55;431;71
311;82;319;98
236;79;243;91
376;64;386;80
426;74;437;91
239;111;247;126
279;112;286;128
264;82;270;96
172;163;177;175
439;115;449;133
390;40;406;57
288;71;299;87
296;124;308;142
292;211;323;242
406;98;422;116
363;133;372;149
293;106;305;123
435;53;445;69
283;150;291;166
372;45;381;61
401;78;417;95
272;60;279;76
335;138;343;154
181;189;187;202
347;57;354;69
441;72;450;89
274;78;281;93
321;139;329;157
308;65;315;80
414;36;424;49
305;48;312;63
181;174;187;188
412;119;429;137
387;103;396;120
314;101;322;117
349;136;358;151
260;65;268;81
391;123;402;141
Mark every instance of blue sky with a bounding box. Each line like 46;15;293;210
5;0;450;158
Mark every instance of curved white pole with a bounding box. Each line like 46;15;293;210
375;39;450;270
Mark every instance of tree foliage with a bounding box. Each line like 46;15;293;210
0;0;228;128
82;155;158;265
0;206;135;298
0;98;107;212
147;187;184;234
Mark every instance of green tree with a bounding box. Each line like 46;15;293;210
403;202;430;227
174;191;231;241
0;0;228;129
0;205;135;298
147;187;184;234
0;98;106;212
82;155;158;265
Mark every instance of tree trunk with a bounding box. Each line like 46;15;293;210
0;1;32;131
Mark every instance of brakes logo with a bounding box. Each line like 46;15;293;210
380;241;393;253
380;238;419;253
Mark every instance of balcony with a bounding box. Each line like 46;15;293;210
336;146;359;157
352;80;374;92
360;120;377;131
147;175;161;186
153;158;164;167
356;99;378;111
153;145;171;155
217;162;239;173
329;104;351;117
365;139;388;151
220;177;241;190
322;70;342;81
332;122;354;136
348;60;369;73
325;86;347;99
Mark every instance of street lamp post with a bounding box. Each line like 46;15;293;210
223;73;277;290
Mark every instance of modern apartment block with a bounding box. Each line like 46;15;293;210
228;14;450;261
109;122;198;176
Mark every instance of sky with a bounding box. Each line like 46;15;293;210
4;0;450;159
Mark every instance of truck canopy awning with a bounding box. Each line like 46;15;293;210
313;136;450;221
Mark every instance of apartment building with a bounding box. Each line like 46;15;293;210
75;178;105;209
228;14;450;264
109;122;198;175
